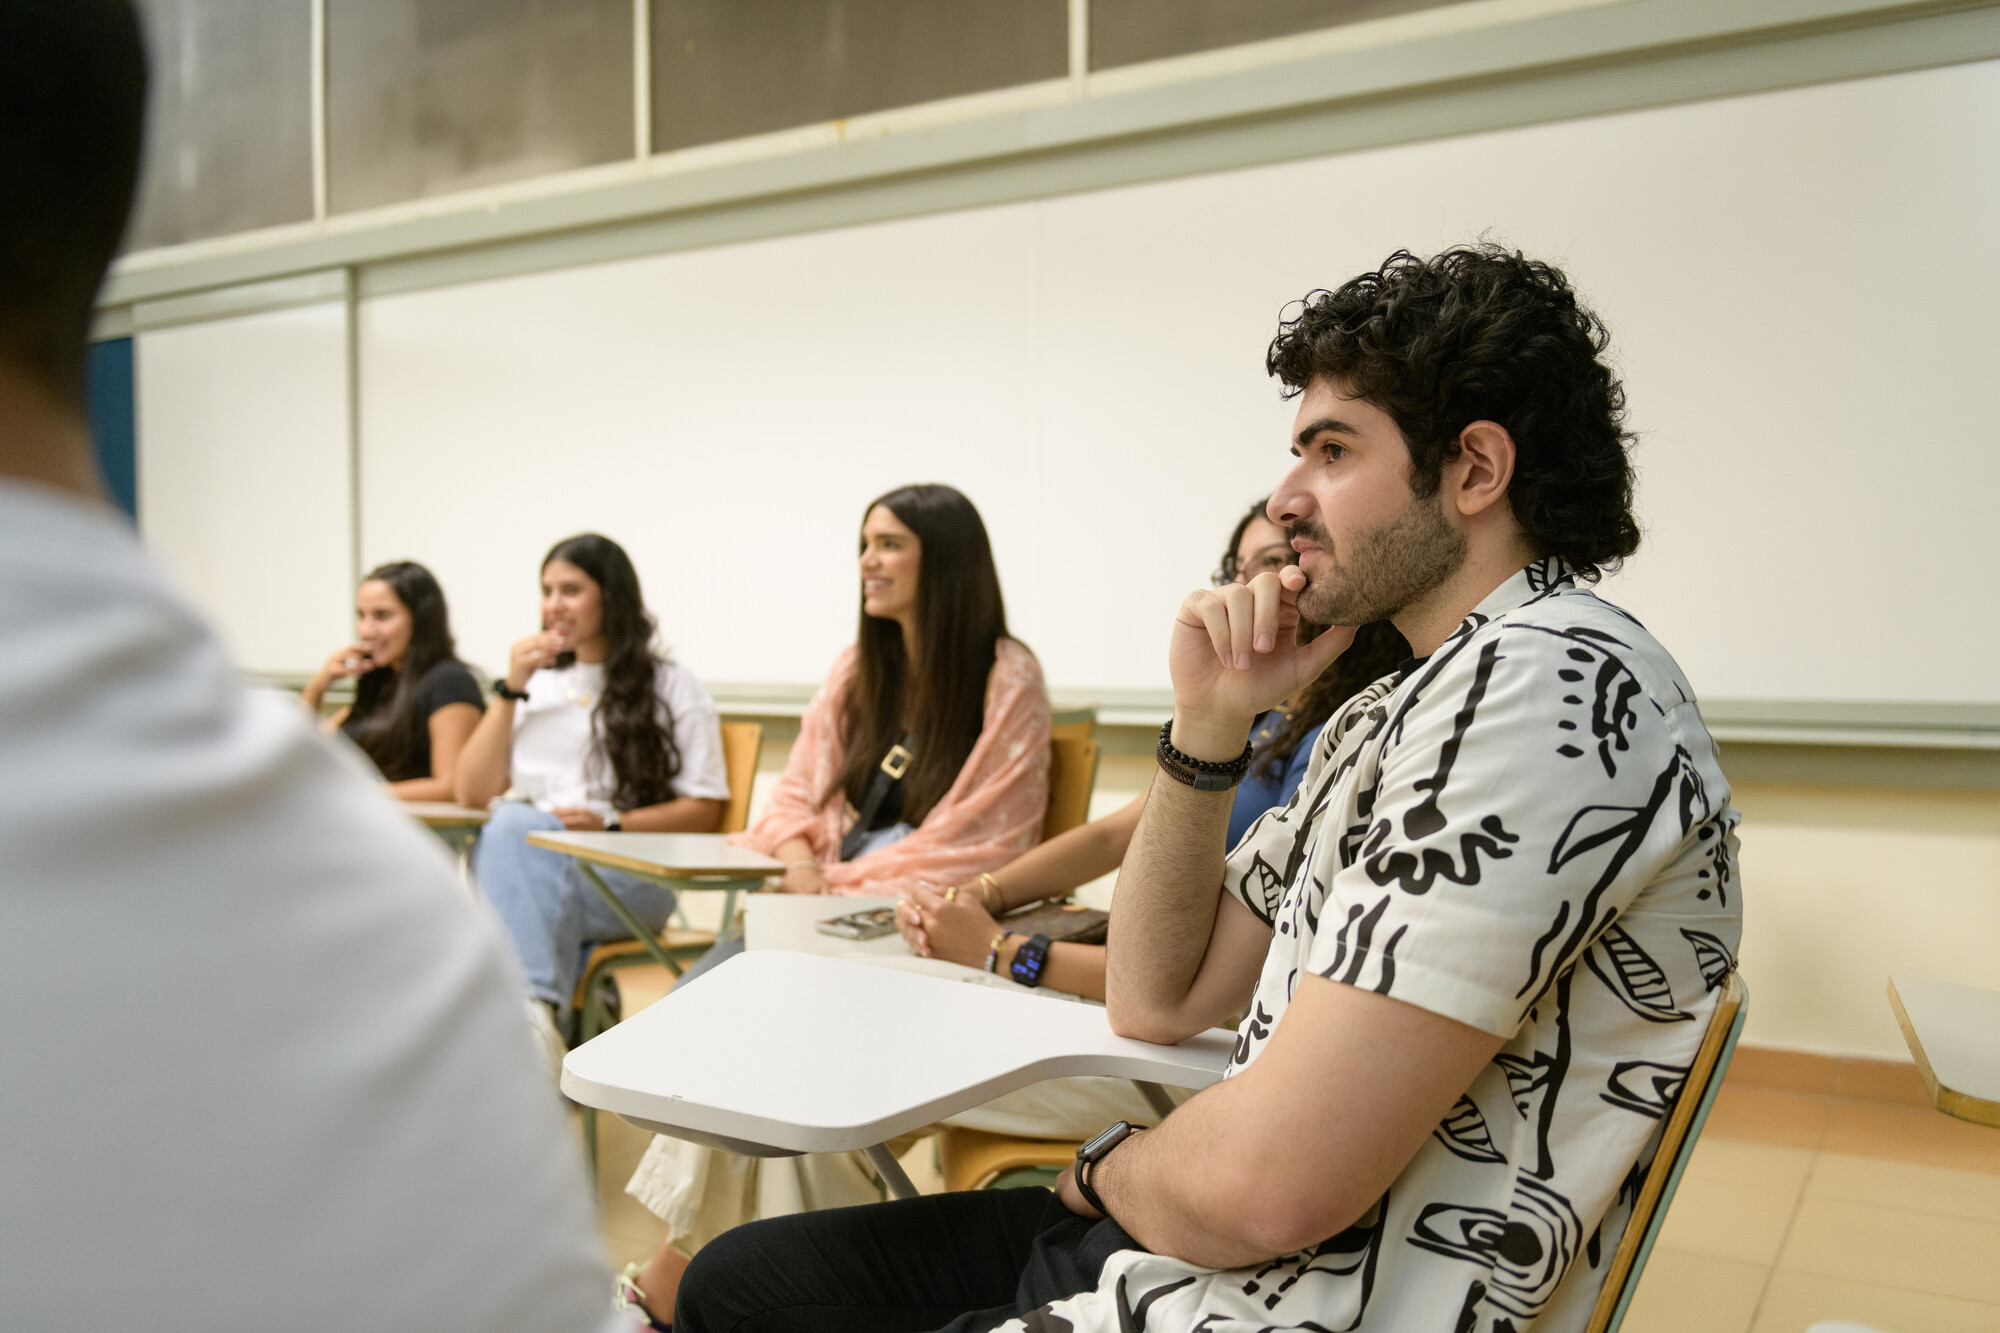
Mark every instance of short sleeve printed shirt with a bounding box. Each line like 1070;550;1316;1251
1013;559;1742;1333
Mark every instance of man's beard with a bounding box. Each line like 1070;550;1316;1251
1292;496;1467;627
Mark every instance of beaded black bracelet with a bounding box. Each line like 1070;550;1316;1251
1156;719;1254;773
1155;719;1254;791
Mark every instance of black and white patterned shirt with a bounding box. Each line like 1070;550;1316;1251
1014;558;1742;1333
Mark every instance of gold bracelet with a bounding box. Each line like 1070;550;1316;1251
977;872;1003;912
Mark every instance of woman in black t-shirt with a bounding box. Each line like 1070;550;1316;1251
303;561;484;801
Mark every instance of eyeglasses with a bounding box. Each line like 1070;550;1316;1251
1214;550;1293;586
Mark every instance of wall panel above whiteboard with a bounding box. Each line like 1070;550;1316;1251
357;57;2000;705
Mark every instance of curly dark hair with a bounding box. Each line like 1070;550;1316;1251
542;534;682;813
1264;244;1639;581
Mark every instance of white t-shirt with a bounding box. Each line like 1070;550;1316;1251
509;659;729;816
1013;558;1743;1333
0;480;624;1333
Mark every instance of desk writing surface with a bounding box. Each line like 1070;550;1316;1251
523;830;782;879
744;893;906;957
560;950;1234;1155
1888;975;2000;1128
403;801;491;827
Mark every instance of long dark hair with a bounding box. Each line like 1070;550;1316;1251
1254;621;1411;783
832;484;1011;826
1208;500;1411;782
542;534;682;812
348;561;458;782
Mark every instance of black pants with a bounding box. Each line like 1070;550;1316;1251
674;1186;1138;1333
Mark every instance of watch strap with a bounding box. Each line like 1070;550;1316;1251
1075;1157;1110;1216
1073;1120;1146;1218
492;678;529;702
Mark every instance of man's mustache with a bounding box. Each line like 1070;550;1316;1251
1288;518;1332;548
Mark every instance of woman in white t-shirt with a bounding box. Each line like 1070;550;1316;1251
457;533;729;1035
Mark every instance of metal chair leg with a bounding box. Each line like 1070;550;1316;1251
865;1143;920;1199
576;862;683;976
1133;1080;1178;1120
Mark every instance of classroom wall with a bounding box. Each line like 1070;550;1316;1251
136;301;351;674
345;55;2000;706
1729;781;2000;1060
130;56;2000;1063
133;57;2000;704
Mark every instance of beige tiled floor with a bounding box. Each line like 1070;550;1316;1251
1622;1086;2000;1333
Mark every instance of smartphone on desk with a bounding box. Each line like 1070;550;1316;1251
815;905;900;940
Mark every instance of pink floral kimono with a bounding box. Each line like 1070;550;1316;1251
731;639;1051;896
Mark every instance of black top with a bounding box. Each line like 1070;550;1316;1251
341;658;484;782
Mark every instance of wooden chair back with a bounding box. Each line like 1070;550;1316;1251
1586;971;1748;1333
939;1126;1080;1193
1043;734;1100;842
719;721;762;835
1050;713;1095;743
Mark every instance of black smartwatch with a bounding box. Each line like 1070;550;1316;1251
1074;1120;1146;1217
1008;933;1052;988
603;812;622;832
492;678;529;702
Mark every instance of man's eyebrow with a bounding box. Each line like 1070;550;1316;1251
1293;417;1363;450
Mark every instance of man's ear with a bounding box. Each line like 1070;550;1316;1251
1447;420;1516;519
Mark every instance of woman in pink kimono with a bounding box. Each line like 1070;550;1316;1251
745;482;1051;897
615;486;1054;1327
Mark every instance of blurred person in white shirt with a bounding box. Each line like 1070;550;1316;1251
0;5;622;1329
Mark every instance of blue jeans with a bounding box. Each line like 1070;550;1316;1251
475;802;676;1013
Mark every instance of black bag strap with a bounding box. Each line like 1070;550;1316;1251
839;734;914;862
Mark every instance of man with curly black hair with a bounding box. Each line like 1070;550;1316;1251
675;246;1741;1333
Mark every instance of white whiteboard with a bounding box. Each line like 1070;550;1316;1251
136;302;353;675
287;60;2000;701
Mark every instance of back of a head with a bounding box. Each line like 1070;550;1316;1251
0;0;147;408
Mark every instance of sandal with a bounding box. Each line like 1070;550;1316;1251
614;1261;672;1332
